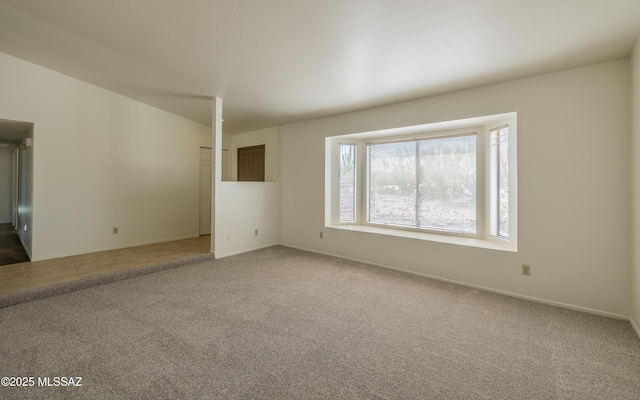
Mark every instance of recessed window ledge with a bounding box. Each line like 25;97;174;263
327;224;516;252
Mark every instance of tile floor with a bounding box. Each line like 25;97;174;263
0;232;211;297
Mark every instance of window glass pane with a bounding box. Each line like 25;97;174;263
368;141;417;226
339;144;356;222
490;126;509;239
418;135;476;233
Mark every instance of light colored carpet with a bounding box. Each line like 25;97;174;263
0;245;639;399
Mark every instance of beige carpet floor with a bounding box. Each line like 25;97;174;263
0;245;639;399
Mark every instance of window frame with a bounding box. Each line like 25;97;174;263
363;129;484;239
489;125;510;240
338;143;358;223
325;113;517;252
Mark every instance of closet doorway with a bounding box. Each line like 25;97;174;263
237;145;265;182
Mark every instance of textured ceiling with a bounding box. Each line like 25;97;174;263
1;0;639;134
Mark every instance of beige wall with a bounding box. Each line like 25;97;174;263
0;51;212;261
631;37;640;334
280;60;631;317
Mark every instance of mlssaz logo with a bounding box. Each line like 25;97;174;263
37;377;83;387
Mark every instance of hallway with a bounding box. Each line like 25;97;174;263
0;223;29;266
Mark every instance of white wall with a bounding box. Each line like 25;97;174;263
0;150;11;222
631;37;640;334
280;60;631;317
214;126;280;258
212;126;281;258
215;182;280;258
0;51;211;261
228;127;280;182
222;131;232;181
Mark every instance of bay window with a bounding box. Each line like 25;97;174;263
327;112;517;251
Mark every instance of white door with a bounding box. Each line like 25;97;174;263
199;148;212;235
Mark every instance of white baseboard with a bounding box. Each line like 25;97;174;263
30;234;200;262
213;243;279;259
281;244;628;321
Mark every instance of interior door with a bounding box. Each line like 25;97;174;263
237;145;265;181
199;147;212;235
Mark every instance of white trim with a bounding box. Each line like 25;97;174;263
213;243;279;259
30;234;200;262
281;243;628;320
326;224;515;252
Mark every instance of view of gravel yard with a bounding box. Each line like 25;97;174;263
368;193;475;233
340;135;478;233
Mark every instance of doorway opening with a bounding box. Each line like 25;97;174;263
237;145;265;182
199;147;212;236
0;223;29;265
0;118;34;264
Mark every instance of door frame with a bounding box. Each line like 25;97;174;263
237;144;265;182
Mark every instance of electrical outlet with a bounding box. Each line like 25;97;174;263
226;233;231;240
522;264;531;276
113;227;118;234
319;231;323;239
255;229;259;236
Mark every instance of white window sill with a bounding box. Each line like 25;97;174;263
327;224;516;252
